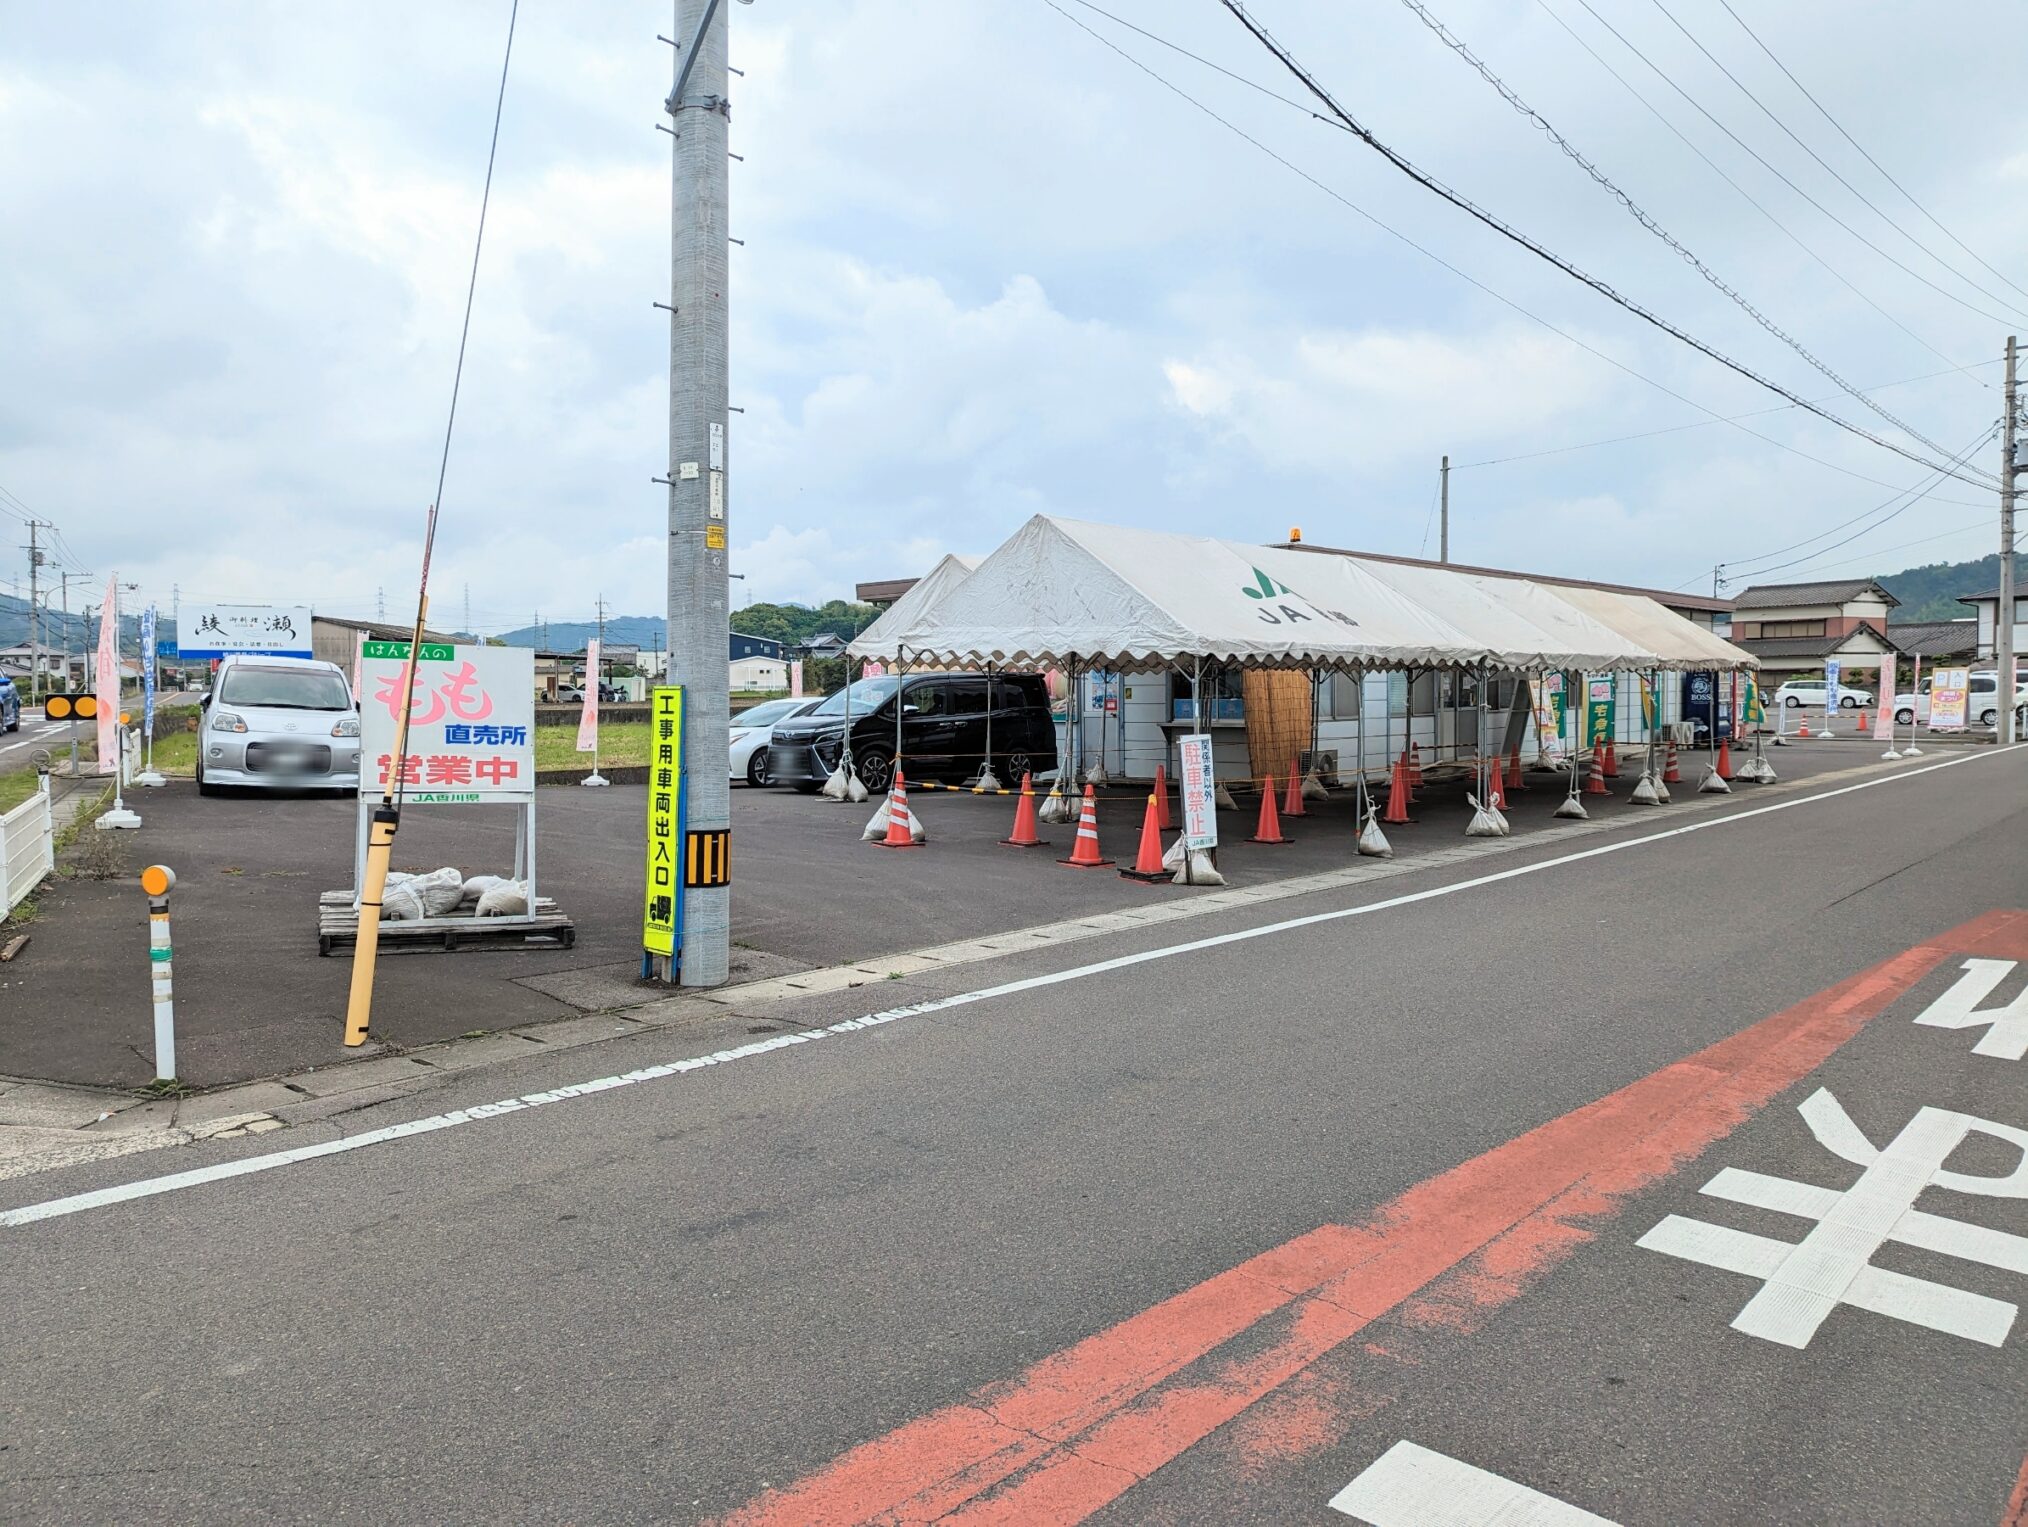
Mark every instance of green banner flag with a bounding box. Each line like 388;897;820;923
1583;675;1616;749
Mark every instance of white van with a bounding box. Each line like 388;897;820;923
197;654;361;794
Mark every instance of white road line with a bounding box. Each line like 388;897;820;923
1328;1439;1617;1525
1;745;2017;1231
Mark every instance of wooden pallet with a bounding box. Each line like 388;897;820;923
317;892;576;956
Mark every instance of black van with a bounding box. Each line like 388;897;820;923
767;672;1058;793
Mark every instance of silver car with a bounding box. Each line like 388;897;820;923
197;654;361;794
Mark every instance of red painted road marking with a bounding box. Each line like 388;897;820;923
715;911;2028;1526
2005;1452;2028;1527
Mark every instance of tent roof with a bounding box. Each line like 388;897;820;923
852;514;1757;673
849;553;980;657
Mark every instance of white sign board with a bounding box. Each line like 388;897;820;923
1930;667;1970;730
1178;733;1217;849
358;641;535;802
180;603;312;661
1823;658;1842;711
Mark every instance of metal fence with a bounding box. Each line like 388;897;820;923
1;777;55;921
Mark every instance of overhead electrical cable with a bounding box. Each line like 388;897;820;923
1212;1;1995;487
1391;0;1980;468
1644;0;2028;326
1709;0;2028;313
1040;1;1999;502
1562;0;2026;331
1530;0;1989;389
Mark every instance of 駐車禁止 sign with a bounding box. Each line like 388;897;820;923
358;642;535;802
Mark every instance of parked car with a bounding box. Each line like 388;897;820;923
1772;678;1873;710
0;672;18;733
196;654;360;795
729;695;824;786
765;672;1058;793
1892;671;2028;729
561;683;624;703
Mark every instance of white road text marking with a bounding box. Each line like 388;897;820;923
1329;1439;1616;1525
1913;958;2028;1060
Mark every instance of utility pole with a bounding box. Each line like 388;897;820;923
22;521;47;702
1713;563;1725;600
463;582;472;636
594;593;609;688
662;0;733;987
58;570;88;693
1438;456;1450;563
2001;336;2019;745
377;586;386;621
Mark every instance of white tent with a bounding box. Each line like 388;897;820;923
857;514;1754;675
851;553;980;657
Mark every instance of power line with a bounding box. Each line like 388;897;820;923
1531;0;1989;390
1041;1;2001;502
1391;0;1980;468
1766;516;1992;583
1561;0;2025;332
1643;0;2028;326
1708;0;2028;314
1213;1;1995;488
1726;422;1998;582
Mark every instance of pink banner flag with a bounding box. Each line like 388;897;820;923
1874;656;1895;739
861;660;884;680
95;574;119;774
576;638;600;752
790;659;805;698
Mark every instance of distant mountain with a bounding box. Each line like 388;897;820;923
1879;553;2001;624
492;600;879;652
0;592;149;651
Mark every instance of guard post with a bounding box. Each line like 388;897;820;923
141;864;177;1084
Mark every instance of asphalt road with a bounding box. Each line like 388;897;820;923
3;744;2025;1524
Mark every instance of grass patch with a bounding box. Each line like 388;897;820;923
144;731;199;776
535;721;651;771
0;768;45;814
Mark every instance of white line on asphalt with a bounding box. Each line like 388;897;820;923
1328;1439;1617;1525
2;745;2018;1230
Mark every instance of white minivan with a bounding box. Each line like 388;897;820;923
1892;671;2028;730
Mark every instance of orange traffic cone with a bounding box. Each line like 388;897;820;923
1000;771;1048;848
1856;706;1871;732
1603;739;1620;778
1797;718;1812;739
1382;760;1413;825
1486;752;1506;811
1663;739;1681;784
1408;743;1425;787
1506;745;1528;792
1250;773;1290;843
1058;784;1112;869
1153;763;1173;830
875;770;921;849
1120;793;1168;883
1716;736;1733;781
1584;743;1609;795
1282;757;1307;818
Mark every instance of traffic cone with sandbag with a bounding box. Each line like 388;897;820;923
1037;775;1072;824
1663;738;1681;784
1300;767;1328;802
1153;763;1173;829
1486;753;1506;812
1120;793;1169;883
1058;785;1112;868
1716;735;1734;781
1554;755;1589;819
1603;739;1620;778
1584;742;1609;796
1506;745;1528;792
1466;792;1508;837
1699;762;1732;794
1408;743;1425;788
1357;797;1393;857
1000;772;1049;848
1215;780;1237;810
869;771;925;847
1250;773;1291;844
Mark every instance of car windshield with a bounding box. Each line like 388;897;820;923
736;699;801;727
218;667;353;711
813;677;898;716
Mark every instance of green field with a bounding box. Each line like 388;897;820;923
534;722;651;771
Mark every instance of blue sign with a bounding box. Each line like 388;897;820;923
140;607;157;742
1680;671;1733;741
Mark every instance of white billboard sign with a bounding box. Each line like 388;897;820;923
180;603;312;661
358;641;536;802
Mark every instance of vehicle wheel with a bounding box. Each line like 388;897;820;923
1004;750;1032;782
745;747;771;788
857;747;894;793
196;759;220;797
1784;696;1800;707
1839;695;1859;709
1980;708;1997;729
1895;708;1913;726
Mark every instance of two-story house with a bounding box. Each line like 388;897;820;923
1957;586;2026;669
1729;578;1905;688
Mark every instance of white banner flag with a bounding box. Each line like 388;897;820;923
95;574;119;774
577;638;600;753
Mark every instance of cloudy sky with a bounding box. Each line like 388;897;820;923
4;0;2024;632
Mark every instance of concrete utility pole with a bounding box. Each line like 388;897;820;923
662;0;733;987
1439;456;1450;564
2001;336;2019;745
22;521;46;701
